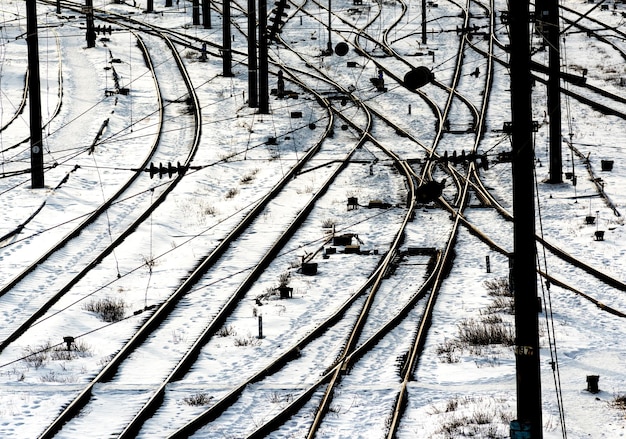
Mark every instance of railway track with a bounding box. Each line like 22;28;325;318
0;29;198;353
29;1;431;437
159;0;502;436
25;4;418;437
0;27;62;173
0;0;625;437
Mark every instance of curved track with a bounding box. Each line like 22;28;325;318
0;0;625;437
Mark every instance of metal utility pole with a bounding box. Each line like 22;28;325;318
193;0;200;25
85;0;96;48
202;0;211;28
247;0;258;107
223;0;233;76
421;0;427;44
509;0;543;437
327;0;332;54
545;0;562;183
258;0;269;113
26;0;44;188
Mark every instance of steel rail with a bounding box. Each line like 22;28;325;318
386;0;494;434
0;30;166;353
37;30;201;439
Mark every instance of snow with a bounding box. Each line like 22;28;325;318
0;0;625;437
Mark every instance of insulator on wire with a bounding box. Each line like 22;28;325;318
147;162;186;179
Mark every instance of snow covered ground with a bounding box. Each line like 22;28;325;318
0;0;625;437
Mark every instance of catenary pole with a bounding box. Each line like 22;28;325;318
327;0;332;53
258;0;269;113
543;0;563;183
85;0;95;48
193;0;200;25
223;0;233;76
421;0;427;44
202;0;211;28
248;0;258;107
508;0;543;437
26;0;44;188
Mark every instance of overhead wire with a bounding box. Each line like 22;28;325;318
91;150;122;278
532;3;569;433
0;12;6;177
534;163;568;439
145;188;155;308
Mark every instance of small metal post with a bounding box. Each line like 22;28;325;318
408;104;411;115
63;336;75;351
486;255;491;273
586;375;599;393
258;315;263;339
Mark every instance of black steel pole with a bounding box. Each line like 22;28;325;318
421;0;427;44
223;0;233;76
85;0;96;48
258;0;269;113
327;0;332;53
202;0;211;28
248;0;258;107
193;0;200;25
546;0;562;183
147;0;154;13
509;0;543;437
26;0;44;189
